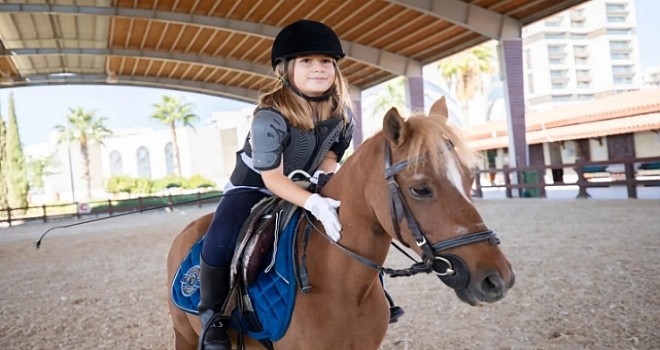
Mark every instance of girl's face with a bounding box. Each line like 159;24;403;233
291;55;336;97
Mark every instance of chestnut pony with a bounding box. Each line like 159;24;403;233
166;97;515;349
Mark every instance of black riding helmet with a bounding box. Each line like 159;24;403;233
271;19;345;69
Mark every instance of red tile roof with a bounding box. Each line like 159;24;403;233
463;88;660;150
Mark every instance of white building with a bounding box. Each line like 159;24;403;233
522;0;642;109
26;106;255;204
643;63;660;86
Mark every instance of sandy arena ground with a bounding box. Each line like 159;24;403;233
1;199;658;350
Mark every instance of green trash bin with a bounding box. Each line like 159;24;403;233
521;171;540;198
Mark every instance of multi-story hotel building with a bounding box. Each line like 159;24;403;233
522;0;642;109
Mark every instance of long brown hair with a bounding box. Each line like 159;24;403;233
258;59;353;130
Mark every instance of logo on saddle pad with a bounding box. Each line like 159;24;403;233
181;265;200;297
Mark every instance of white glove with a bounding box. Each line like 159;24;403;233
304;193;342;242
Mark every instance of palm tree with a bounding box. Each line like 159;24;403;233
371;77;407;117
26;154;58;190
363;77;407;138
54;107;112;200
150;95;199;176
438;43;495;124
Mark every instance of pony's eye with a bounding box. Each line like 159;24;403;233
410;185;432;198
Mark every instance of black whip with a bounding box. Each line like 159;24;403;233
32;191;237;249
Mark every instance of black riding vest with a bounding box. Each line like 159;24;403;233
230;108;348;188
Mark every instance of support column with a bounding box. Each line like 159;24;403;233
405;63;425;113
499;39;528;169
350;87;363;148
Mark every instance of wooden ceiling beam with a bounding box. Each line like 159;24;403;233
2;47;272;77
9;73;260;102
0;3;420;76
388;0;521;39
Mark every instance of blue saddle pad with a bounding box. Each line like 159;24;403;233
171;210;300;341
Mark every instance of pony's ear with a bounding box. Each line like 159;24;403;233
429;96;449;125
383;107;407;147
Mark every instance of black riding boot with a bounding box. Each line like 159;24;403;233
385;289;405;324
198;259;232;350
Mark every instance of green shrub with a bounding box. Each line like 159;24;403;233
185;174;216;189
106;176;137;195
134;178;154;194
153;175;186;192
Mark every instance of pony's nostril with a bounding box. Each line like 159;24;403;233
481;274;505;296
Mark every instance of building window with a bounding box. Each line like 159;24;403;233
571;20;585;28
109;151;123;176
136;146;151;178
612;65;632;73
610;40;630;49
525;50;532;68
527;74;534;94
576;69;591;81
550;69;567;78
607;28;631;35
577;94;593;100
611;52;630;60
606;4;627;12
613;77;632;84
607;15;627;23
547;45;565;53
577;82;591;89
221;128;239;177
552;94;572;102
545;32;566;39
164;142;174;175
545;18;562;27
573;45;588;56
549;58;564;65
545;21;561;27
575;57;589;65
571;33;587;40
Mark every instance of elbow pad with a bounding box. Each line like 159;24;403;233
250;109;289;170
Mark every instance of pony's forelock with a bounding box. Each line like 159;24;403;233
399;112;476;173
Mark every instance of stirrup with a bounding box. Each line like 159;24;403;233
199;313;231;350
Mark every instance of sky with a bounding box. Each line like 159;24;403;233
1;0;658;147
0;85;252;146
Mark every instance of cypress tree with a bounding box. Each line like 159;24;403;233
0;108;8;208
5;92;29;210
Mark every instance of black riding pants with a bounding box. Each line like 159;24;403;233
201;188;269;267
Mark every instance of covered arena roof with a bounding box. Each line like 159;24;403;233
0;0;587;103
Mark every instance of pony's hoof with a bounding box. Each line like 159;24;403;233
389;305;405;324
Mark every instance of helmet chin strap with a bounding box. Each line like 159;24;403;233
283;79;331;102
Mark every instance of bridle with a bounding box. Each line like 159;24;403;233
308;140;501;290
382;141;500;289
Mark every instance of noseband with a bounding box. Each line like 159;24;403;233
384;141;499;288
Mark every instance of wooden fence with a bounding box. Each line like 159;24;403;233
3;157;658;227
473;156;660;199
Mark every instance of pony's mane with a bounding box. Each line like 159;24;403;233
397;112;476;172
